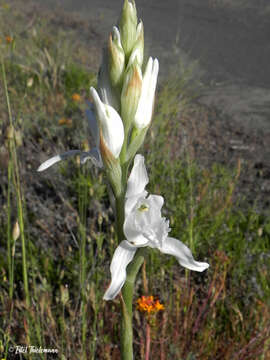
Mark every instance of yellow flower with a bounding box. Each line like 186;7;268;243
136;295;164;314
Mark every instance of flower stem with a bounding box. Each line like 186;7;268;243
120;249;147;360
145;321;151;360
114;160;146;359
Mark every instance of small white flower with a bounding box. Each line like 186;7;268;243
103;155;209;300
90;87;124;159
134;57;159;129
37;88;125;172
37;104;102;172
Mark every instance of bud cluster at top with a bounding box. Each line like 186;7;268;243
90;0;159;169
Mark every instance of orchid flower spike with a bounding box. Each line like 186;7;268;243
37;104;102;172
103;154;209;300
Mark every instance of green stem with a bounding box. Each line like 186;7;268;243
114;151;147;359
78;168;88;360
120;249;146;360
1;56;30;307
115;192;125;242
7;160;13;299
186;151;194;253
115;161;129;243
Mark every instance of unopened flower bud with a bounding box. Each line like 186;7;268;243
130;21;144;68
12;221;20;241
121;62;142;130
108;27;125;88
119;0;137;57
134;57;159;129
60;284;69;306
90;87;124;160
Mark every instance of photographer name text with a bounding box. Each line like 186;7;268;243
9;345;58;354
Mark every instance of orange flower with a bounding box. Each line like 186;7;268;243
71;93;81;102
5;35;13;44
137;296;164;314
58;117;72;126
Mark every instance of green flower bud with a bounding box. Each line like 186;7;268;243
119;0;137;57
131;21;144;68
108;26;125;88
121;61;142;130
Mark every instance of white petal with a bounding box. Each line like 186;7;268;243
112;26;121;47
124;213;149;246
90;87;124;158
101;104;124;158
37;150;82;172
136;21;143;44
80;148;103;168
146;194;164;216
103;240;137;300
126;154;149;198
161;237;209;272
151;59;159;97
134;57;159;129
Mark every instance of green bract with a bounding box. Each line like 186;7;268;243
119;0;138;57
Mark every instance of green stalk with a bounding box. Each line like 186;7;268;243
78;168;88;360
120;249;146;360
7;160;13;299
1;57;30;307
186;151;194;253
115;192;126;243
16;178;30;307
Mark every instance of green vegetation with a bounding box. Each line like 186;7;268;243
0;2;269;359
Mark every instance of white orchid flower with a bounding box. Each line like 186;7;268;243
134;57;159;129
90;87;124;160
37;88;125;172
37;104;102;172
103;154;209;300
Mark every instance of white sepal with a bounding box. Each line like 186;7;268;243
37;150;82;172
134;57;159;129
126;154;149;198
161;237;209;272
103;240;137;300
90;87;124;159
